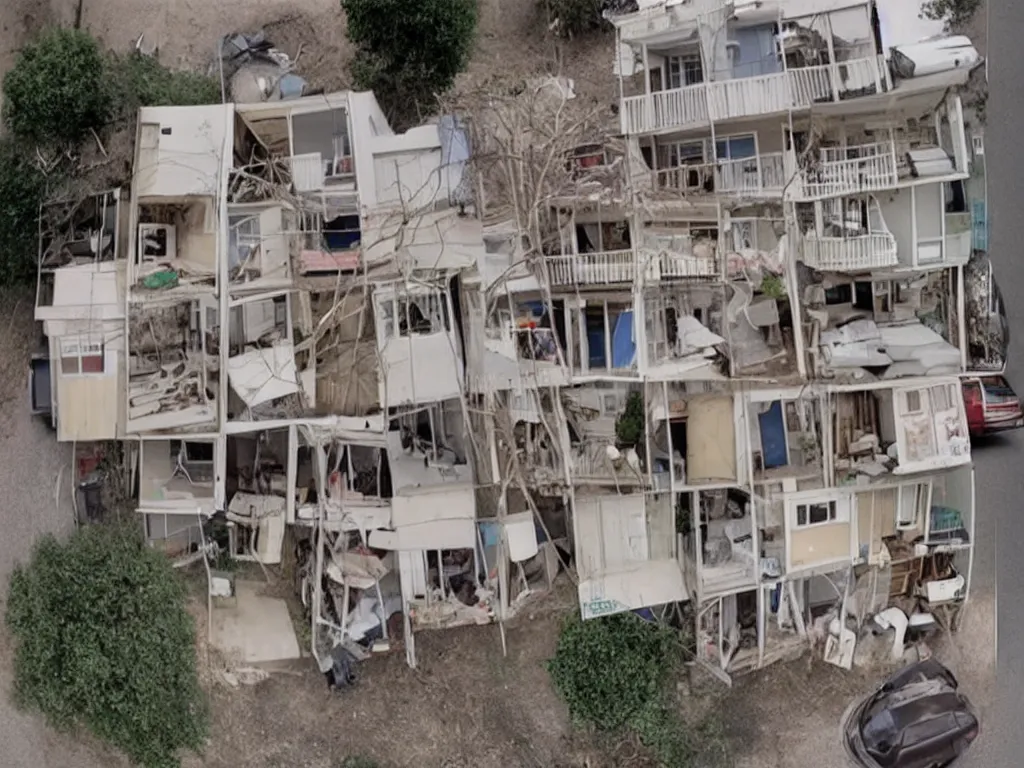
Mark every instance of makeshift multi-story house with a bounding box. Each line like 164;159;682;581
30;0;984;680
31;90;501;668
560;0;979;681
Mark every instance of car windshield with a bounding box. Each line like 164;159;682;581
862;707;899;753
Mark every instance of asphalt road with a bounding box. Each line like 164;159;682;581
958;2;1024;766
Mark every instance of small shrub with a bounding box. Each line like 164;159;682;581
615;391;645;448
0;137;48;285
342;0;478;129
6;524;208;768
548;613;693;766
549;612;675;730
2;27;111;144
541;0;607;39
107;52;221;116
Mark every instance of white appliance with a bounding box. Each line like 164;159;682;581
138;223;176;261
890;36;980;79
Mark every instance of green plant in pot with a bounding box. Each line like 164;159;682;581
615;391;645;449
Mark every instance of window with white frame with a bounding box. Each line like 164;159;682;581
378;291;449;339
902;389;923;415
667;54;704;88
972;134;984;157
714;134;757;161
929;383;954;413
897;482;931;530
794;499;838;528
732;220;756;250
60;338;105;376
228;214;261;271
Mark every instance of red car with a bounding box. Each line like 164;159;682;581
963;374;1024;438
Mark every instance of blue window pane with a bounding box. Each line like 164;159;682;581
717;136;756;160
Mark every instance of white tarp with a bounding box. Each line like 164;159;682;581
227;342;300;407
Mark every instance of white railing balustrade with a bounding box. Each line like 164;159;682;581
621;55;887;135
796;142;899;199
656;152;786;197
802;233;899;271
545;250;637;286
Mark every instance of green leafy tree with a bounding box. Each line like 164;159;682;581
921;0;982;31
342;0;478;129
6;524;208;768
0;137;48;285
2;27;111;144
540;0;608;39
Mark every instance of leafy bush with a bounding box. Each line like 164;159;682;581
107;52;221;116
615;391;645;448
549;613;694;765
0;137;48;285
2;27;111;144
921;0;982;31
6;524;208;768
342;0;478;129
549;612;675;730
540;0;608;39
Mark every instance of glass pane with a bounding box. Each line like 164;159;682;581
808;503;832;525
61;357;80;375
728;136;757;160
80;354;104;374
796;505;807;526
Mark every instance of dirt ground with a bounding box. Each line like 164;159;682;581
186;580;634;768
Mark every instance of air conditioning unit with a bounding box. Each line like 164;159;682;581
138;223;176;260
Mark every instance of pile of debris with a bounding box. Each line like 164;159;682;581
217;31;311;103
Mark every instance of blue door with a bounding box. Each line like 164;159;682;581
759;400;789;469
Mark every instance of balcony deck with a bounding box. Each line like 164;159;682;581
793;143;900;200
546;247;718;287
622;56;888;135
801;233;899;271
655;153;786;199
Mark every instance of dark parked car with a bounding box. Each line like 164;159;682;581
842;659;979;768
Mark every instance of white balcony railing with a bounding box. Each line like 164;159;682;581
655;162;715;193
706;71;791;121
655;152;786;197
622;85;709;136
621;55;888;135
545;250;640;286
796;142;899;199
545;245;718;286
655;249;719;278
802;233;899;271
718;152;786;196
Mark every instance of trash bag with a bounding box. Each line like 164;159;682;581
324;645;359;691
